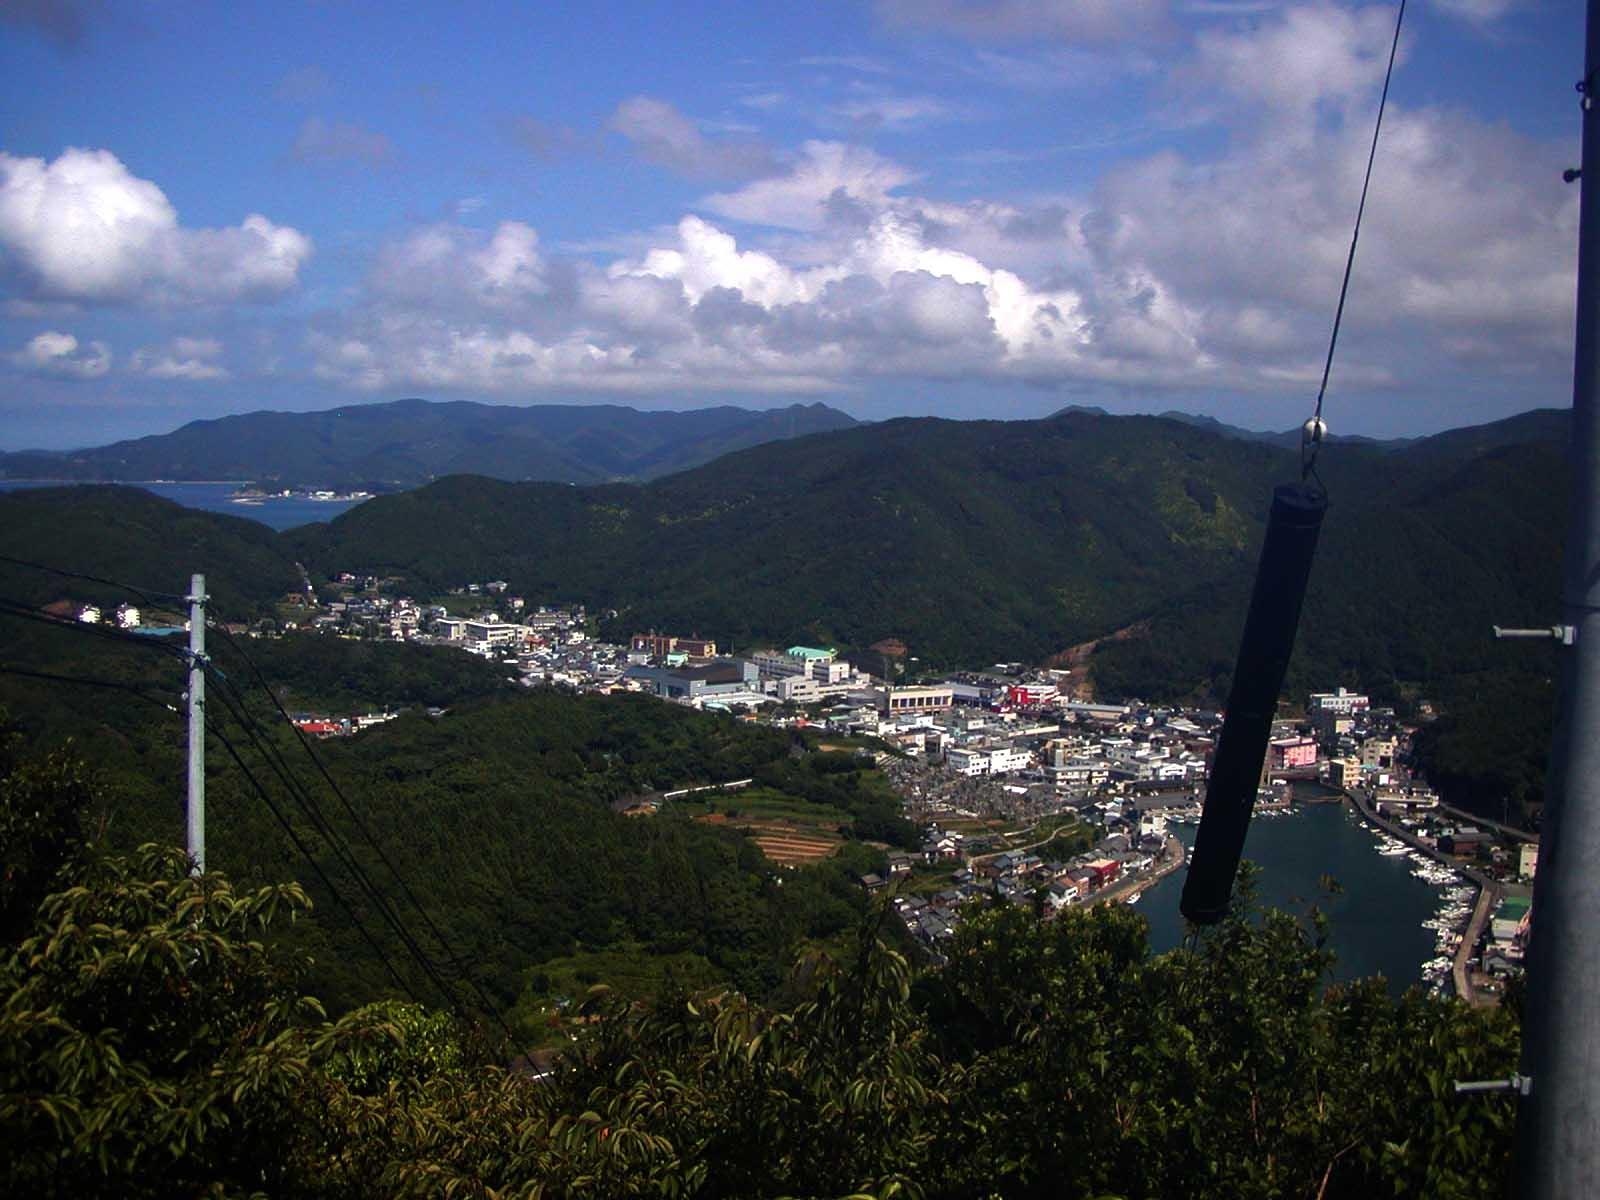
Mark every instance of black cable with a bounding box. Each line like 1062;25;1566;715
1304;0;1408;482
204;668;451;1007
0;553;188;606
0;597;192;659
207;621;514;1037
202;663;471;1020
0;663;182;710
203;707;419;1002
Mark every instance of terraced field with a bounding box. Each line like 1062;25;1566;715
737;820;843;865
689;788;850;865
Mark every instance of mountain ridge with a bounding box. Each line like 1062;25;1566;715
0;398;860;489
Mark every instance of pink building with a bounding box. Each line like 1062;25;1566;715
1269;736;1319;771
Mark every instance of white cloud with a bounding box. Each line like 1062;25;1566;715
131;335;229;380
8;330;110;378
705;141;918;231
1188;3;1406;132
608;97;776;179
302;4;1572;419
0;148;311;305
369;221;549;311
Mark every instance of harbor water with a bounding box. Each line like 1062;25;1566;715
0;480;372;531
1139;801;1457;994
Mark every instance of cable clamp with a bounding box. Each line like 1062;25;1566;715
1454;1075;1532;1097
1492;625;1575;646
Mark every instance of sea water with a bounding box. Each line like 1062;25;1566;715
0;480;371;531
1140;801;1447;994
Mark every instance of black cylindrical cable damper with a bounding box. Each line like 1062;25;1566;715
1180;482;1328;925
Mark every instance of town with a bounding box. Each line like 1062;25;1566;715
64;572;1538;1002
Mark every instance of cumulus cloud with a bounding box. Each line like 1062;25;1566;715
705;141;917;231
0;148;312;305
369;221;550;311
1189;3;1406;133
8;330;110;378
874;0;1170;43
301;4;1571;419
131;335;229;380
289;117;394;168
608;97;776;179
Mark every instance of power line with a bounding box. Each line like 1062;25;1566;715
1303;0;1408;482
202;706;419;1003
201;662;475;1021
207;620;513;1034
0;663;181;711
0;596;192;659
0;553;187;606
201;666;448;1007
0;564;511;1037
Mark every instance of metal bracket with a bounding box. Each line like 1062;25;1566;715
1454;1075;1533;1097
1494;625;1576;646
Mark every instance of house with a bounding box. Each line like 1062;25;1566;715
886;852;913;876
1085;858;1121;888
1045;880;1079;912
858;873;886;892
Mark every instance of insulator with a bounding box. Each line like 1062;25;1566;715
1180;482;1328;925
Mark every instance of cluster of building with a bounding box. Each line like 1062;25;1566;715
289;710;402;738
886;802;1178;955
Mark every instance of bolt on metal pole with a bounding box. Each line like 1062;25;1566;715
1516;4;1600;1191
186;573;206;875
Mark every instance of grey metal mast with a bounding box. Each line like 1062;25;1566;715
186;573;206;874
1515;3;1600;1189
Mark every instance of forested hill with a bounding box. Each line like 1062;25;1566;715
0;484;299;619
0;398;857;489
288;406;1569;684
0;407;1568;717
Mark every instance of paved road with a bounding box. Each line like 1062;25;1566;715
1453;882;1501;1005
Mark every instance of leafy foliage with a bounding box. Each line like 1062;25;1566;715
0;733;1524;1199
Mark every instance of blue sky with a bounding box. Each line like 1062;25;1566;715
0;0;1583;448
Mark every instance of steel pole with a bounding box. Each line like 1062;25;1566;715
1516;4;1600;1190
186;573;206;875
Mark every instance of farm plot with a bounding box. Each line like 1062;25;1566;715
689;787;850;865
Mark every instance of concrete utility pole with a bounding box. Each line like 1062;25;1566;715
1515;3;1600;1189
186;573;206;875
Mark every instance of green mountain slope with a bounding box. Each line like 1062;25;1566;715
0;485;300;618
288;408;1568;682
0;398;858;488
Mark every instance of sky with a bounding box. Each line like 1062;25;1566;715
0;0;1584;449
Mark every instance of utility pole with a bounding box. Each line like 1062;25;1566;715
186;573;206;875
1515;3;1600;1190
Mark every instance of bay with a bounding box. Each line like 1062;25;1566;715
0;480;372;531
1138;801;1446;994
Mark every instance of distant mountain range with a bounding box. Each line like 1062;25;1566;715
0;398;859;488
